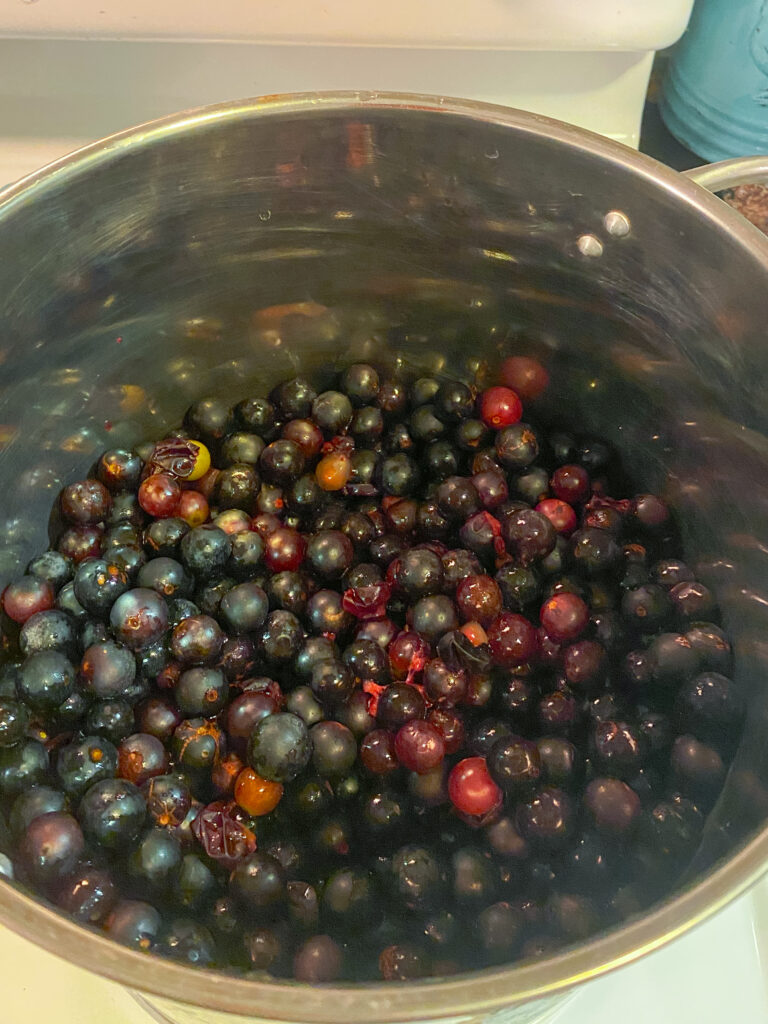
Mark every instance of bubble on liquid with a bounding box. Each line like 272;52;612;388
258;210;272;222
485;148;499;160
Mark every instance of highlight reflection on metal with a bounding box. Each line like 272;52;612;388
576;233;604;257
1;93;768;1023
603;210;631;237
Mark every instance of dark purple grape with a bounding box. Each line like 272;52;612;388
27;550;74;592
476;901;523;961
247;713;311;783
128;827;183;893
78;778;146;851
670;735;726;802
488;736;541;795
669;581;718;624
643;794;704;861
18;651;75;711
571;528;620;577
310;659;354;707
590;720;646;778
161;918;217;967
144;517;189;559
105;899;162;950
516;787;574;850
621;584;671;631
230;852;286;912
647;632;700;688
501;509;556;565
305;589;351;636
171;613;224;666
80;641;136;699
495;424;539;469
180;526;232;577
21;812;85;885
117;732;170;787
0;739;49;798
73;559;130;618
56;866;117;925
674;672;744;745
294;935;343;982
584;777;641;835
109;588;168;650
261;610;304;665
408;595;458;643
685;622;733;674
57;735;118;798
377;684;425;731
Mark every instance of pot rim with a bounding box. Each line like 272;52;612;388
1;90;768;1022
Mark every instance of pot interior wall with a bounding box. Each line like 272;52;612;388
1;99;768;936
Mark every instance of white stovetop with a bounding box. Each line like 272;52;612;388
0;33;655;181
1;877;767;1024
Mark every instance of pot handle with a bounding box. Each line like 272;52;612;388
683;156;768;191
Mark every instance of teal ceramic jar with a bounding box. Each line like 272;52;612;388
661;0;768;160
